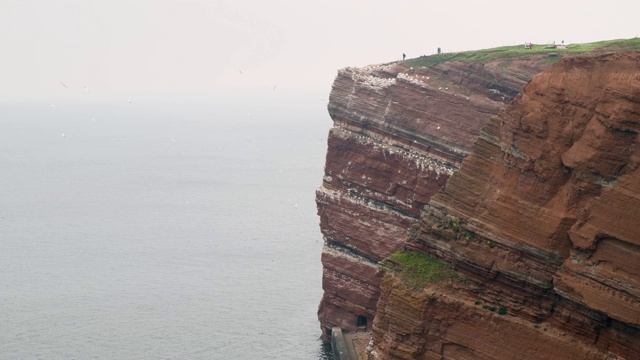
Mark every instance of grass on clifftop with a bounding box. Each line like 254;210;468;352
381;250;457;290
405;37;640;69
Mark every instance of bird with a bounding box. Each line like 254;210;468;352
59;81;68;88
60;132;65;138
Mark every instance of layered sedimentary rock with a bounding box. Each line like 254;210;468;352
316;53;557;336
369;52;640;359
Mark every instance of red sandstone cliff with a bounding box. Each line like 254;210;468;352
369;52;640;359
317;40;640;359
316;51;558;336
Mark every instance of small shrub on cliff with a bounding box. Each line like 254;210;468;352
498;306;508;315
382;251;457;290
448;217;460;233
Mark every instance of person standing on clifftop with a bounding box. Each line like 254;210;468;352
402;53;406;60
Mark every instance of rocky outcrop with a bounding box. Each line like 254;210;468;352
369;52;640;359
316;52;558;336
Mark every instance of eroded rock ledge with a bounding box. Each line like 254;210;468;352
369;52;640;359
316;53;557;337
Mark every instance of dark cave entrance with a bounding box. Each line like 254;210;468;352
357;315;368;328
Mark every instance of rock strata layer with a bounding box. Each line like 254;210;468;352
369;52;640;359
316;53;557;336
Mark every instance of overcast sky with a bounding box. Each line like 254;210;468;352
2;0;638;101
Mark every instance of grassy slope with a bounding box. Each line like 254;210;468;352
405;37;640;69
381;251;458;290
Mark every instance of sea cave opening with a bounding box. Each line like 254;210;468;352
357;315;367;328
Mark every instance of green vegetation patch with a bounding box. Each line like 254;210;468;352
405;37;640;69
483;305;496;312
382;250;458;290
405;45;556;68
564;37;640;52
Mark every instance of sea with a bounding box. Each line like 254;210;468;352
0;92;334;359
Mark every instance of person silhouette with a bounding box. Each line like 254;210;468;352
402;53;406;60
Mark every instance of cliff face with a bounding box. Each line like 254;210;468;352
316;53;557;336
369;52;640;359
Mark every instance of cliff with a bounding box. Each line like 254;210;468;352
317;40;640;359
317;47;558;336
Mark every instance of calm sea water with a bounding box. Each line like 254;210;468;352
0;95;333;359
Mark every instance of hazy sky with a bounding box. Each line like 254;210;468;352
2;0;638;101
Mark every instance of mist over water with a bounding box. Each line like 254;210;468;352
0;96;333;359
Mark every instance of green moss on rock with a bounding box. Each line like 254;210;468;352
381;250;458;290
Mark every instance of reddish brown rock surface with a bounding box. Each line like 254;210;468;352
369;52;640;359
316;53;557;336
